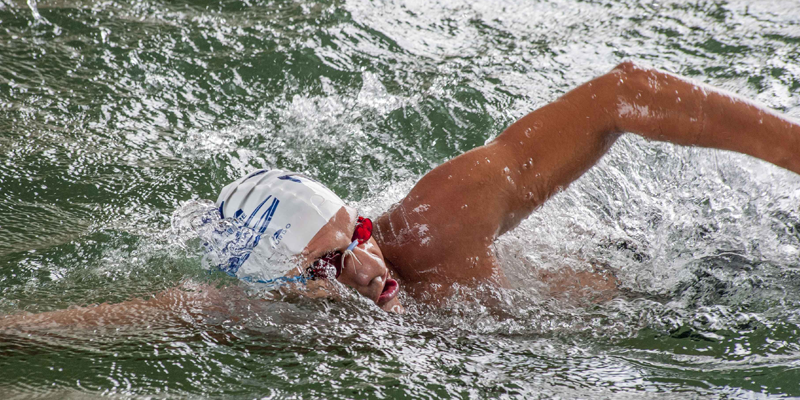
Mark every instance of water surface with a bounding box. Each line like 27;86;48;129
1;0;800;397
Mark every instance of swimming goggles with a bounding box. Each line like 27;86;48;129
306;216;373;280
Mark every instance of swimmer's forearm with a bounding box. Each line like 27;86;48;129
0;298;171;329
0;285;234;330
609;62;800;174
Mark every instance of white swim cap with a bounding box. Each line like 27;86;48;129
213;169;346;282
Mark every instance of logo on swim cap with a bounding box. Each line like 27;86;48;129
270;224;291;247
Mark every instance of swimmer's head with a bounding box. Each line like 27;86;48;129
213;169;403;313
214;169;346;281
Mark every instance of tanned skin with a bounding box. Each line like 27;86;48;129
375;61;800;297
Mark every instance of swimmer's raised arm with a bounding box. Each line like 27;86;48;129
491;61;800;224
376;61;799;286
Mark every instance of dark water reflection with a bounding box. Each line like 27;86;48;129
2;0;800;397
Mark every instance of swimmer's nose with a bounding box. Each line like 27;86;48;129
344;245;387;298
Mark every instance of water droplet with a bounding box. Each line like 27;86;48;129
522;158;534;169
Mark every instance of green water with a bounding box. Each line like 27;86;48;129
2;0;800;397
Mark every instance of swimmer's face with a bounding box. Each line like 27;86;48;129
302;206;404;313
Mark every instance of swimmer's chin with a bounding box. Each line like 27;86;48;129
380;297;404;313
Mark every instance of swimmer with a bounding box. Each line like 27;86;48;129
269;61;799;312
2;62;799;326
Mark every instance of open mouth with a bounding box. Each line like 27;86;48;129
377;279;399;305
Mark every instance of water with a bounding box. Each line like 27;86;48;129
1;0;800;397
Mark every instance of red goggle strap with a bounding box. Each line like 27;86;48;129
353;216;373;244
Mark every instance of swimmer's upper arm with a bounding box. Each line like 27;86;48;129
376;69;622;283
